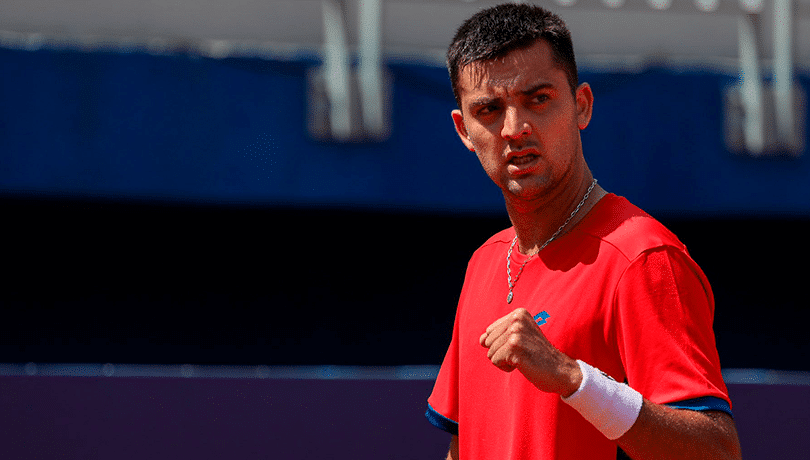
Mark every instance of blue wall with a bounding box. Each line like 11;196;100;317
2;47;809;372
1;47;809;216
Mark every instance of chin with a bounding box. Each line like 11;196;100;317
506;176;551;197
505;185;544;202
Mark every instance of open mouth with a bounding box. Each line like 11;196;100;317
509;154;539;166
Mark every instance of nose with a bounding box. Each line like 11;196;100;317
501;106;532;140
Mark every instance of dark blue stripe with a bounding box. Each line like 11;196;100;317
666;396;733;417
425;398;730;436
425;404;458;435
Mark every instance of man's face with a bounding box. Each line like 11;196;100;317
452;40;593;203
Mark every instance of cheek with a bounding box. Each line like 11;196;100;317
468;128;498;152
545;121;580;151
470;143;496;175
470;138;493;163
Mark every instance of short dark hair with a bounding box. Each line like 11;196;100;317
447;3;579;109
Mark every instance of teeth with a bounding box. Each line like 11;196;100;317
511;155;536;165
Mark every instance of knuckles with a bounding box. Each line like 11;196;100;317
485;308;557;375
511;308;531;320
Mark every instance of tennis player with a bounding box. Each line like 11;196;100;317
425;4;742;459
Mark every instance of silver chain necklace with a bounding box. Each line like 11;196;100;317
506;179;597;304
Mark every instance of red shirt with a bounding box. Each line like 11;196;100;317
427;194;731;459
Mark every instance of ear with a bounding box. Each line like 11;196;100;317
452;109;476;152
575;83;594;130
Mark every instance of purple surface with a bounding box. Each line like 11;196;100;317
0;376;449;459
0;376;806;459
728;383;810;459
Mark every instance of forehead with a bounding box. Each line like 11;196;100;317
457;40;567;99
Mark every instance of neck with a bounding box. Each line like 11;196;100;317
505;176;606;255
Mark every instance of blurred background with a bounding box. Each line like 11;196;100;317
1;0;808;458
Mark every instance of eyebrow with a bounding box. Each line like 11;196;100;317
468;96;499;109
521;82;556;96
468;82;556;107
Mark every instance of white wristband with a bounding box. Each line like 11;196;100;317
561;360;643;440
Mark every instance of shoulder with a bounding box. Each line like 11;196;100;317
467;227;515;259
578;194;687;262
480;227;515;249
462;227;514;272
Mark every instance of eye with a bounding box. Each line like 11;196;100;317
533;94;551;104
476;103;501;116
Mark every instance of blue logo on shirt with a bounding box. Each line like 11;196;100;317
534;311;550;326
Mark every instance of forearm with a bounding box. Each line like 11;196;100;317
558;360;740;460
617;401;742;460
446;435;459;460
480;309;741;459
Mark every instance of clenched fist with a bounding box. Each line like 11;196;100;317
479;307;582;397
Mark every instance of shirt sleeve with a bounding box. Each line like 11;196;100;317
426;305;461;435
613;246;731;409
